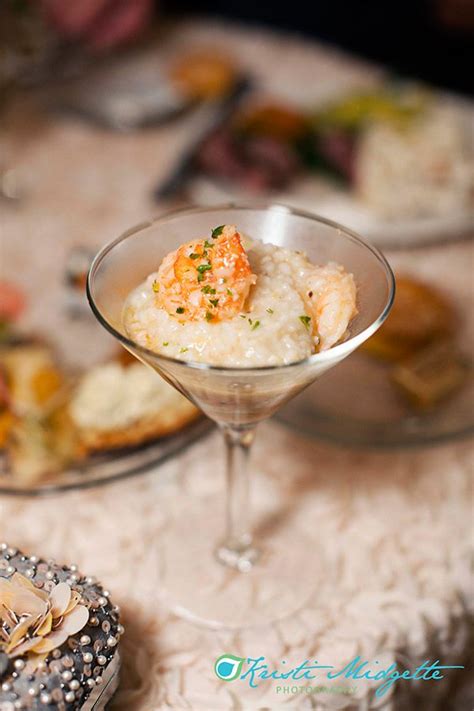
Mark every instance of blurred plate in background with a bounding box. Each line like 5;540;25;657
276;350;474;448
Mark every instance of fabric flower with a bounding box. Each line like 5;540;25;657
0;573;89;664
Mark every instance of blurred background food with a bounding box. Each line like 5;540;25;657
0;0;473;487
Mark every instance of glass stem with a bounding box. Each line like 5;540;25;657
215;424;260;572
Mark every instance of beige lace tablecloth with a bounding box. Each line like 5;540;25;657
1;19;473;710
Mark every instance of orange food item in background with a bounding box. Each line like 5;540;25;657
236;103;309;141
0;281;25;323
170;51;237;99
363;275;456;361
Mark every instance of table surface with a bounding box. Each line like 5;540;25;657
1;19;473;711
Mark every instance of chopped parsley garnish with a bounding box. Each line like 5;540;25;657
197;263;212;274
197;273;205;282
203;240;214;249
180;347;188;353
176;307;185;314
163;342;169;346
226;288;233;296
251;320;261;331
209;298;219;307
240;314;247;319
266;307;274;314
205;311;214;322
201;285;216;294
299;315;311;330
152;280;159;293
211;225;225;239
189;252;201;260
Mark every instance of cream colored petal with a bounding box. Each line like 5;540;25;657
0;584;47;619
0;602;17;628
6;616;39;652
35;611;53;637
49;582;72;618
30;630;69;654
64;590;81;615
10;636;42;657
11;573;49;601
59;605;89;636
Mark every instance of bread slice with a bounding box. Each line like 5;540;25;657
69;361;200;454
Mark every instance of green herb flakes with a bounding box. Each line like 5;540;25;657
211;225;225;239
266;308;274;314
299;315;311;330
176;307;185;314
152;280;159;293
251;320;261;331
201;285;216;294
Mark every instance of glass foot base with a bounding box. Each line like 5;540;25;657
158;500;318;629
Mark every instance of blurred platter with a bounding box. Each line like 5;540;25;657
0;281;213;496
188;88;473;250
276;350;474;449
0;417;212;497
277;246;474;448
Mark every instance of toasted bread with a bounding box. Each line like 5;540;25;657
69;362;199;453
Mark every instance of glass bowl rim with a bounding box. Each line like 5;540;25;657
87;202;396;374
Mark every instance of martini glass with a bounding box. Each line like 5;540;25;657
87;204;394;628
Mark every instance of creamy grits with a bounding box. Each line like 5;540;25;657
123;225;356;367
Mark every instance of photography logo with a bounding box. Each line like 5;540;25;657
214;654;245;682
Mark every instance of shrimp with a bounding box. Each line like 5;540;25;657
154;225;257;322
303;263;357;351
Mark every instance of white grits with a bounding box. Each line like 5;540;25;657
123;240;353;367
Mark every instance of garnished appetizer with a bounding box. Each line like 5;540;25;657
123;224;357;367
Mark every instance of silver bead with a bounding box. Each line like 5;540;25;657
2;682;12;691
112;605;120;614
97;655;107;666
97;597;107;606
69;564;78;572
68;574;79;584
102;590;110;597
61;671;72;682
69;680;80;691
13;659;25;671
85;576;96;585
64;691;75;703
0;542;7;551
40;693;51;705
14;701;23;710
117;624;125;636
106;636;117;647
7;547;17;556
52;649;61;659
25;568;35;578
6;566;15;575
86;679;95;688
45;571;55;580
89;617;99;626
28;688;38;697
82;652;93;663
80;635;91;646
95;676;103;685
29;555;39;564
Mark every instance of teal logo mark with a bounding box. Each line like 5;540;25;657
214;654;245;681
